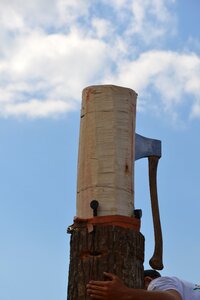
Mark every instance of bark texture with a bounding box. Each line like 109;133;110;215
67;225;144;300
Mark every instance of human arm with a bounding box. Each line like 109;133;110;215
87;272;182;300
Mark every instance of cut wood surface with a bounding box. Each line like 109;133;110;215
77;85;137;218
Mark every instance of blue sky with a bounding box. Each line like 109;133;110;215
0;1;200;299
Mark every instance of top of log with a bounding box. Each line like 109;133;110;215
82;84;138;97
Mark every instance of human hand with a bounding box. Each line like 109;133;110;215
87;272;129;300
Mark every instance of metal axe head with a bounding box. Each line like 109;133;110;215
135;133;161;160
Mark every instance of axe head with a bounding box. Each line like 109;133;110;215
135;132;163;270
135;133;161;160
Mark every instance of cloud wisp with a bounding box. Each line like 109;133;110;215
0;0;199;121
106;50;200;121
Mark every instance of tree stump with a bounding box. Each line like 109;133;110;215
67;85;144;299
67;223;144;300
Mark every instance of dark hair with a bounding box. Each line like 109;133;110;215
144;269;161;279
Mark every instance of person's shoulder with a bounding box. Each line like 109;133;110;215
148;276;183;292
150;276;180;284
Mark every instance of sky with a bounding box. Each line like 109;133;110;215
0;0;200;299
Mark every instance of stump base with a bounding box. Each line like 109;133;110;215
67;224;144;300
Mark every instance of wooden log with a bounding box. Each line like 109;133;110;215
67;224;144;300
77;85;137;218
67;85;144;299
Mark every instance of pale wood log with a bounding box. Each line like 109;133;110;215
77;85;137;218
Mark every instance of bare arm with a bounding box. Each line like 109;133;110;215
87;273;182;300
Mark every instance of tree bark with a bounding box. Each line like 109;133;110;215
67;224;144;300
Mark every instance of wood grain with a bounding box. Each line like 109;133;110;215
76;85;137;218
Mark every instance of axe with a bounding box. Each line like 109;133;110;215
135;133;164;270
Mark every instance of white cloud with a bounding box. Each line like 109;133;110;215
56;0;90;26
105;50;200;120
0;0;200;121
0;28;111;118
2;99;74;118
129;0;177;43
0;0;90;31
91;18;113;39
102;0;177;45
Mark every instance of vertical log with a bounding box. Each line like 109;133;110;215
77;85;137;218
67;85;144;300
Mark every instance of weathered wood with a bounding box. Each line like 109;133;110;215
77;85;137;218
67;225;144;300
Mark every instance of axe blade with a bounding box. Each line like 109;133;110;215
135;133;161;161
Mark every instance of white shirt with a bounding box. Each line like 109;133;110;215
148;276;200;300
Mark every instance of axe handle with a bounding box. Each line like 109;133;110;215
148;156;164;270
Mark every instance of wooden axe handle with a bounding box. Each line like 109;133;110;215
148;156;164;270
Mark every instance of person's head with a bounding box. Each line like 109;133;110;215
144;269;161;289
